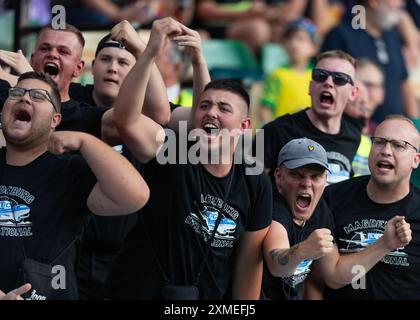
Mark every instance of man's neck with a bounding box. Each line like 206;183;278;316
202;162;233;178
366;178;410;204
290;60;309;72
5;143;48;166
365;11;382;38
60;86;71;103
306;109;341;134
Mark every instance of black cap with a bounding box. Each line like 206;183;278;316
95;34;127;57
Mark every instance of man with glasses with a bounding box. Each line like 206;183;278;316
318;115;420;299
0;71;150;299
257;50;363;185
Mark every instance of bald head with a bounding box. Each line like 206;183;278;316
375;116;420;150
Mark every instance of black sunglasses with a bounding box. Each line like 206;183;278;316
312;68;354;86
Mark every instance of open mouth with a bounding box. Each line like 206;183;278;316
320;91;334;105
14;109;31;122
296;194;311;209
203;123;220;137
377;161;394;171
43;63;59;76
104;78;119;84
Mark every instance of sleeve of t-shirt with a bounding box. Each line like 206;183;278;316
246;172;273;231
261;71;281;111
343;113;364;133
0;79;11;111
271;193;292;233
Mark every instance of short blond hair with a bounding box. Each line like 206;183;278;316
316;50;357;68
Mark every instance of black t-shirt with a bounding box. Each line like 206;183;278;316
257;109;363;184
103;137;273;299
69;82;180;112
76;146;142;299
69;83;95;106
324;175;420;299
0;79;106;139
58;99;106;138
262;192;334;300
0;148;96;299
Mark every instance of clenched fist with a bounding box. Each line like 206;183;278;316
298;228;334;260
383;216;412;250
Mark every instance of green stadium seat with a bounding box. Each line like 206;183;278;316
202;39;263;81
261;43;289;75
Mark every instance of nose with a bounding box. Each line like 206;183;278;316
206;104;218;118
300;176;312;188
324;75;335;87
380;141;393;155
19;91;32;103
107;59;118;73
46;47;59;60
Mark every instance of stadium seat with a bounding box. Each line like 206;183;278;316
202;39;263;81
261;43;289;75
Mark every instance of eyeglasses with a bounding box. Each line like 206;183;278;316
312;68;354;86
371;137;418;152
8;87;58;112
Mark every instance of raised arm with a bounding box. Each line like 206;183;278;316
232;227;269;299
113;18;185;163
264;224;334;278
318;216;411;289
169;24;211;131
48;131;149;216
103;20;170;128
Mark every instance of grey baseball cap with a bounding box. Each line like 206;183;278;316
277;138;329;171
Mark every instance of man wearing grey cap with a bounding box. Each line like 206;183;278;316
262;137;335;299
262;137;412;300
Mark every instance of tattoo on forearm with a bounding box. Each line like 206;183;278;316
270;245;299;266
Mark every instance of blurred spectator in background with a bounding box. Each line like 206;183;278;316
344;81;373;176
354;58;385;136
259;18;318;125
155;38;193;107
193;0;272;54
50;0;163;27
322;0;418;123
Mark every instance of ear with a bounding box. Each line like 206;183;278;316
72;60;85;78
412;152;420;169
348;84;359;103
240;116;251;133
308;79;314;96
91;59;95;68
274;167;283;194
51;112;62;129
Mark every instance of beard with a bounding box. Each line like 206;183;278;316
2;119;52;150
374;9;401;31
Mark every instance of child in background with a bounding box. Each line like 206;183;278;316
260;18;318;125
